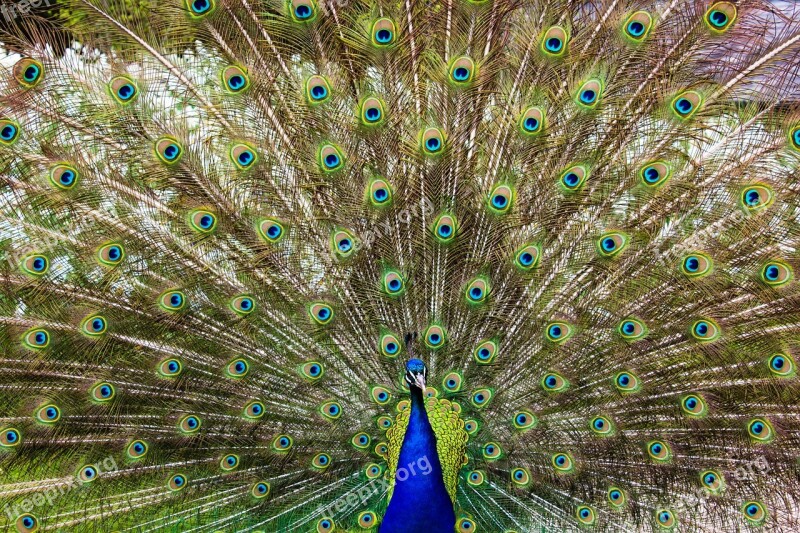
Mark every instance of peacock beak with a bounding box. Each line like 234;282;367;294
412;372;426;390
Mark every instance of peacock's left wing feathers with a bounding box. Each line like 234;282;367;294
426;395;469;504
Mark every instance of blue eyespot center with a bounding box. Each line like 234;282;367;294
765;265;779;280
366;107;381;121
238;151;254;165
676;98;693;113
520;252;533;265
426;137;441;151
564;172;579;187
337;239;351;252
745;189;761;205
118;84;134;100
376;29;392;43
470;287;483;299
695;322;708;335
325;153;340;167
611;491;621;500
580;509;590;518
644;167;659;182
164;144;180;160
704;473;715;484
685;257;699;271
524;117;538;131
549;325;562;338
311;85;327;99
295;4;312;19
235;362;246;372
170;294;183;307
581;89;596;103
35;332;46;344
385;342;398;353
267;225;281;238
453;67;470;81
192;0;210;13
651;443;662;454
628;21;645;36
747;504;759;516
659;512;670;523
100;386;111;397
618;374;630;386
229;75;244;89
710;10;727;27
22;517;34;527
317;308;330;319
546;37;562;52
6;430;18;442
388;279;401;291
478;348;490;358
108;246;121;259
623;322;635;334
1;125;16;140
602;237;616;251
492;194;507;208
429;333;441;344
438;224;452;237
555;455;565;465
771;356;785;369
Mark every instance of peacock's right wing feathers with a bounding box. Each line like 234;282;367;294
0;0;800;531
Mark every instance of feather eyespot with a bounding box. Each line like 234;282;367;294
747;418;774;443
126;439;148;459
187;0;215;17
49;164;79;190
383;270;406;296
226;358;250;378
424;325;447;349
761;260;793;286
318;143;345;172
360;97;386;127
35;403;61;424
273;434;293;451
575;79;602;109
243;400;266;419
158;358;183;378
789;125;800;151
700;469;725;495
312;452;331;470
320;401;342;420
358;511;376;528
740;184;774;212
22;328;50;350
230;143;258;170
623;11;653;42
482;442;502;460
81;314;107;337
640;161;670;187
252;481;270;499
421;127;445;155
257;218;286;243
306;75;331;104
222;66;249;93
372;18;397;47
178;414;202;434
590;415;615;436
16;513;39;532
559;164;588;192
647;440;672;462
473;339;497;364
300;361;324;381
767;353;795;378
374;442;388;458
542;371;569;392
90;382;116;403
0;427;21;447
596;232;629;257
78;464;98;483
742;501;766;525
331;228;357;259
551;452;574;473
109;76;138;104
377;416;393;430
487;184;514;214
467;470;485;486
155;136;183;164
308;303;334;325
371;386;392;405
576;506;596;525
513;411;537;430
14;58;45;88
442;372;462;392
352;432;371;449
230;295;255;316
465;276;490;304
168;473;187;491
655;509;677;529
464;419;479;435
680;394;708;417
159;290;186;312
618;318;647;340
220;454;239;471
449;56;476;86
614;371;641;393
0;118;20;145
608;487;626;508
690;318;721;342
541;26;568;57
289;0;317;22
316;518;335;532
471;388;493;408
433;213;457;243
97;244;124;266
705;2;736;33
20;254;49;276
519;106;545;136
681;252;713;277
545;322;573;344
379;332;401;358
671;91;702;119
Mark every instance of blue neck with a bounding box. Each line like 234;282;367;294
380;387;455;533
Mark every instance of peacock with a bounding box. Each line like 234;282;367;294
1;0;800;530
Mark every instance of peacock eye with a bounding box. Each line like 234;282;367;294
230;143;258;169
433;213;458;243
576;506;596;525
541;26;568;56
222;65;249;93
155;137;183;164
318;143;345;172
671;90;703;119
487;184;514;214
520;106;545;136
421;127;445;155
575;79;602;108
290;0;317;22
705;2;737;32
596;232;629;257
168;473;188;491
449;56;476;85
559;164;589;192
623;11;653;41
640;161;670;187
252;481;271;499
371;18;397;47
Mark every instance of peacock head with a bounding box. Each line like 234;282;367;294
404;358;427;390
